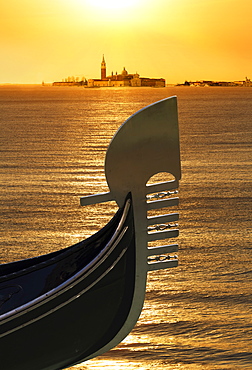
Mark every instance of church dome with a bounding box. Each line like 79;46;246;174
121;67;128;76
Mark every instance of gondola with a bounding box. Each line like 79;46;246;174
0;96;181;370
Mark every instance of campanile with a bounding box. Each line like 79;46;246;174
101;55;106;80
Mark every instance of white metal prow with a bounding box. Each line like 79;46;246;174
80;96;181;360
80;96;181;269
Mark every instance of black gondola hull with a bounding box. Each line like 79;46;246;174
0;198;136;370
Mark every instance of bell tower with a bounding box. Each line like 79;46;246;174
101;55;106;80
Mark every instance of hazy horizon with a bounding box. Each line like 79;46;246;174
1;0;252;84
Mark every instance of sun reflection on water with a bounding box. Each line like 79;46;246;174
1;87;251;369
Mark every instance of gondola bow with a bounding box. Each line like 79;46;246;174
0;96;181;370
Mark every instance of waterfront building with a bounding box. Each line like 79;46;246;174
87;56;165;87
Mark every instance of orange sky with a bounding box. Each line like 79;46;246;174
1;0;251;84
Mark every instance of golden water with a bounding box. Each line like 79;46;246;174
0;85;251;369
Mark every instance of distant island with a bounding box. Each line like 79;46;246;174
51;56;251;88
52;55;165;88
177;77;252;87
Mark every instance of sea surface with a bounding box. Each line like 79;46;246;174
0;85;251;369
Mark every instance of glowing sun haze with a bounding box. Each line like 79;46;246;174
86;0;140;9
1;0;251;84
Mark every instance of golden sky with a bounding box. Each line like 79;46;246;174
1;0;251;84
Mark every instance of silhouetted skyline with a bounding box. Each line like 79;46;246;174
1;0;251;84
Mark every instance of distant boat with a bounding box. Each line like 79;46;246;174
0;96;181;370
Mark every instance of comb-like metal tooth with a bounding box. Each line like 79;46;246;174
147;229;179;242
147;213;179;226
147;243;178;256
80;192;113;206
147;197;179;211
148;224;178;232
146;190;178;201
146;180;179;194
148;259;178;271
